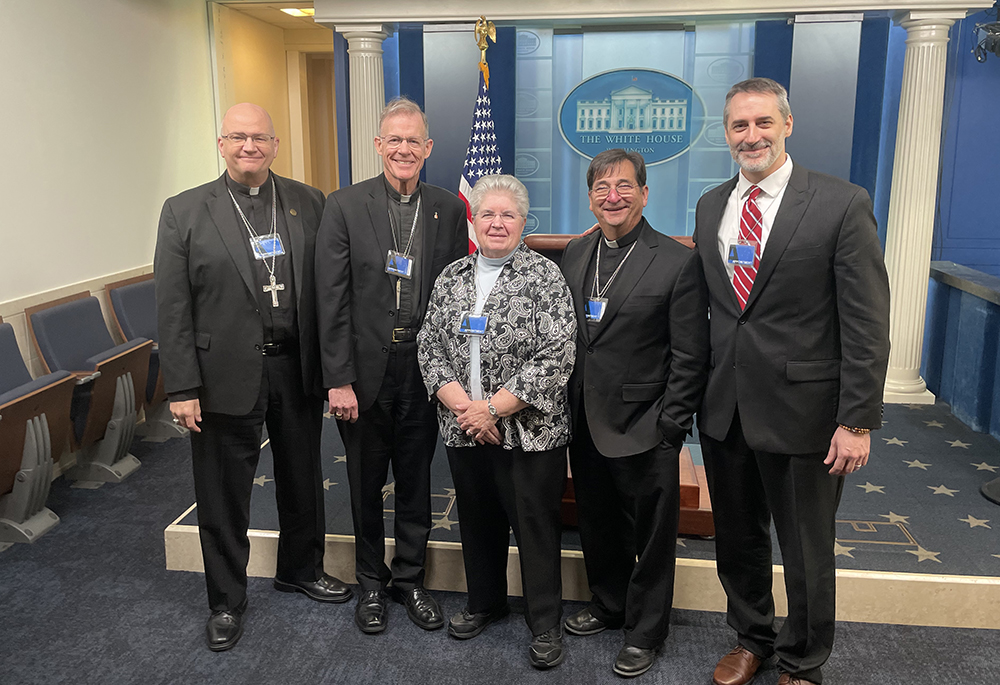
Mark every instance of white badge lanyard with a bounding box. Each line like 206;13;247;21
587;239;637;322
385;196;421;308
227;177;285;307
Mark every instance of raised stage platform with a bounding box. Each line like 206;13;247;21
164;401;1000;630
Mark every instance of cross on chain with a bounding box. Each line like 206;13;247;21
263;274;284;308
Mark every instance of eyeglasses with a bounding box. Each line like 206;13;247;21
590;182;637;200
380;136;426;150
221;133;275;146
476;211;521;224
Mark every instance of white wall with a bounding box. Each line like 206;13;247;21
0;0;218;305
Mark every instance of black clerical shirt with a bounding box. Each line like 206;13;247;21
586;218;644;327
385;177;422;329
228;173;297;344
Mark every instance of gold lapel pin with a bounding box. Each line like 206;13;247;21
434;211;438;220
289;209;297;216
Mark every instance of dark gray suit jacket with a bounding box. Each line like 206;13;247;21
693;164;890;454
315;174;468;411
562;218;710;457
154;172;325;415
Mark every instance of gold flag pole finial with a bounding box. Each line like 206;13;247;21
475;15;497;89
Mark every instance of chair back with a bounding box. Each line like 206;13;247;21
0;323;34;394
107;276;158;342
28;296;116;372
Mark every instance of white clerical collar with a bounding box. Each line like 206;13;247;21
738;155;793;199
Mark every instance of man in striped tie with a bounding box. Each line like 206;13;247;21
692;78;890;685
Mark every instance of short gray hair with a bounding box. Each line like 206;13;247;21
723;77;791;126
469;175;529;218
379;96;429;138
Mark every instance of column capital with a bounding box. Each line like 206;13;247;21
334;24;393;40
893;10;967;29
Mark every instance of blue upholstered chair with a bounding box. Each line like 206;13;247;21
106;276;184;441
0;320;75;543
26;294;152;483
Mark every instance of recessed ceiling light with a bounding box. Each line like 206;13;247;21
281;8;315;17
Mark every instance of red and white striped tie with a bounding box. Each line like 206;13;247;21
733;185;763;310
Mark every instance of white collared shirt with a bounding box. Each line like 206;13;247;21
717;155;794;280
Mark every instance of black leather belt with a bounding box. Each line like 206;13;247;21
261;341;296;356
391;328;418;343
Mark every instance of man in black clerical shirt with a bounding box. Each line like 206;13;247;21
316;98;468;634
559;149;709;678
155;103;350;652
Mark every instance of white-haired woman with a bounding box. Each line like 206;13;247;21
417;174;576;669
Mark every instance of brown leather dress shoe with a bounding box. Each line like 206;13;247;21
713;645;763;685
777;673;818;685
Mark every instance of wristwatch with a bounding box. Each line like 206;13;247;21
487;396;498;418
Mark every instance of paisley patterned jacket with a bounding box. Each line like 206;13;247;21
417;242;577;451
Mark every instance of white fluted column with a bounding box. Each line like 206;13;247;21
336;24;390;184
882;11;964;405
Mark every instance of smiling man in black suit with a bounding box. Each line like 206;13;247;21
315;97;468;635
560;149;709;678
155;103;351;653
693;78;890;685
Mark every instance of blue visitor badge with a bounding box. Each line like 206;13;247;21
727;240;757;267
585;297;608;323
250;233;285;260
459;313;489;336
385;250;414;279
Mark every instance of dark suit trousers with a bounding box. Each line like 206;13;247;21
190;350;325;613
447;443;566;636
570;419;681;650
701;411;844;684
338;341;438;592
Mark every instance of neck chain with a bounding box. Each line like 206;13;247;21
228;177;278;280
387;195;422;258
591;239;638;300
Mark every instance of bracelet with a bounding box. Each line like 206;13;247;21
839;424;871;435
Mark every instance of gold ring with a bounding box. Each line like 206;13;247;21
334;412;343;419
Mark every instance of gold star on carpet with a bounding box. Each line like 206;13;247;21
905;404;925;410
959;515;991;529
676;538;687;547
881;511;910;524
923;420;945;428
432;516;457;530
322;478;337;491
882;437;908;446
834;542;856;558
903;459;930;470
947;439;970;449
972;462;998;472
857;481;885;494
907;546;941;563
333;454;347;463
928;484;959;496
881;420;888;425
252;475;273;487
382;482;395;495
993;554;1000;561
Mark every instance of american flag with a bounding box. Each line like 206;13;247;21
458;71;503;253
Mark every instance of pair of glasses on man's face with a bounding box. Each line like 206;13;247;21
221;133;275;146
380;136;426;150
590;182;637;200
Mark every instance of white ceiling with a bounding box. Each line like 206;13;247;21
221;1;319;30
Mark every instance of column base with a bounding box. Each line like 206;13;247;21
883;387;936;405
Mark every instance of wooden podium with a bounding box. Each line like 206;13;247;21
523;233;714;537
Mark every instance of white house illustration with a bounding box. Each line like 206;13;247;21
576;85;687;133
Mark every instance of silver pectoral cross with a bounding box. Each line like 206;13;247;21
263;274;285;307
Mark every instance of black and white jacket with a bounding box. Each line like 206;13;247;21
417;242;577;451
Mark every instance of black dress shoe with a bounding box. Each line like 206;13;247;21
355;589;388;634
206;600;247;652
529;625;564;669
613;644;656;678
564;606;619;636
447;604;510;639
391;586;444;630
273;574;352;603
